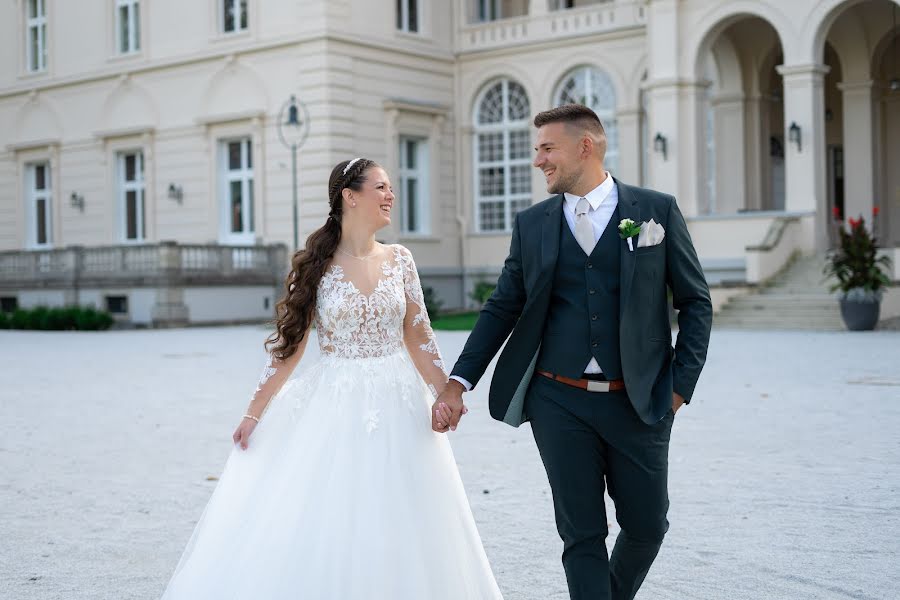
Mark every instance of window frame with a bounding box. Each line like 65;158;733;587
396;0;420;34
220;0;249;34
473;78;532;234
218;137;255;245
25;0;48;73
553;65;619;174
398;136;430;235
114;0;141;55
475;0;501;22
25;161;53;249
117;150;146;243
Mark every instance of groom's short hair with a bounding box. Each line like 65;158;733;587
534;104;607;159
533;104;605;136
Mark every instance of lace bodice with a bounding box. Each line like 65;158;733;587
245;244;448;413
316;247;417;360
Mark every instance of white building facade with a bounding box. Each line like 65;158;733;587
1;0;899;323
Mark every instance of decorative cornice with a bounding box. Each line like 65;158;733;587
6;138;62;152
94;124;156;139
382;98;450;117
195;109;266;126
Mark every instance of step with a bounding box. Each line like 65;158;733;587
713;315;844;329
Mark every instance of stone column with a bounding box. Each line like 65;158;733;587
743;94;765;211
151;241;189;327
710;92;746;213
776;63;829;251
837;80;875;223
644;0;702;216
644;80;704;217
615;106;641;185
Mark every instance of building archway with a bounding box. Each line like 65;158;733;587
694;15;786;215
814;0;900;247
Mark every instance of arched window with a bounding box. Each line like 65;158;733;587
554;66;618;173
474;78;532;232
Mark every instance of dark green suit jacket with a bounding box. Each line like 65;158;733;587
451;179;713;426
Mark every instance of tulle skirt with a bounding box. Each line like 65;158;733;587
161;350;503;599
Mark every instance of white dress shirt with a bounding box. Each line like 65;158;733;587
451;173;617;391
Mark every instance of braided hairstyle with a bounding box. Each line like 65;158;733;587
266;158;378;359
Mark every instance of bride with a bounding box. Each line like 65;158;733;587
160;158;504;599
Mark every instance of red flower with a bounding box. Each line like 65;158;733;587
873;206;880;217
848;217;860;229
832;206;842;220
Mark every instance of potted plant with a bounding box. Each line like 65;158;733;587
824;207;892;331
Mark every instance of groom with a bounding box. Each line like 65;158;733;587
433;104;712;600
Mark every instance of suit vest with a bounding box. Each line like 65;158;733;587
536;206;623;380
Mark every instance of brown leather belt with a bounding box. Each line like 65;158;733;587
537;370;625;393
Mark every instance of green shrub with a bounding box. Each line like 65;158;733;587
30;305;51;330
4;305;113;331
11;309;30;329
469;281;496;306
47;307;77;330
62;306;81;328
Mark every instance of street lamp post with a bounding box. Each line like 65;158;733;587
276;95;310;251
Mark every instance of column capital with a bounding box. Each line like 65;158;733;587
644;77;710;92
836;79;875;92
776;63;830;79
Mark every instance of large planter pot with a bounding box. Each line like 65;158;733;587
839;298;881;331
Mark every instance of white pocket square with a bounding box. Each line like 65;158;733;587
637;219;665;248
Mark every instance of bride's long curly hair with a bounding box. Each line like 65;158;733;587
265;158;378;360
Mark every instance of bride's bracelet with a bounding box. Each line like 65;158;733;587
242;414;260;423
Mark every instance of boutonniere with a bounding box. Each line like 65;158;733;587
618;219;642;252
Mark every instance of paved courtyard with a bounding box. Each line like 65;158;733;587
1;325;898;600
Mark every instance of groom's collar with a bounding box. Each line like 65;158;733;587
562;171;615;212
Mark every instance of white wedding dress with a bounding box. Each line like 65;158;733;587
161;244;503;600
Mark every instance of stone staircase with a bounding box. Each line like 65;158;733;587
713;253;845;330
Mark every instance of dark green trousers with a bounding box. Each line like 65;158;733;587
525;375;674;600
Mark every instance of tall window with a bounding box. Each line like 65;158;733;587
396;0;419;33
26;162;52;248
118;151;145;242
476;0;501;22
116;0;140;54
26;0;48;72
474;78;531;233
221;0;248;33
554;66;619;173
398;137;429;235
221;138;254;243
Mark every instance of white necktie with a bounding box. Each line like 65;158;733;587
574;197;595;255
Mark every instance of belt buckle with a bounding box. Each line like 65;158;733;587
586;380;610;393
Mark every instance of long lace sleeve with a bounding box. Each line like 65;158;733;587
244;330;311;419
397;246;448;400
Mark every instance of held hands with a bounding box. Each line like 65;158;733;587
232;415;259;450
431;380;468;433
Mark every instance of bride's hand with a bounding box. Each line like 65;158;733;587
232;417;258;450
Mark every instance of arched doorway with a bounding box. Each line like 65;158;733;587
875;8;900;246
695;15;786;215
816;0;900;247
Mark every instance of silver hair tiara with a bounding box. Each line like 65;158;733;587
342;157;363;175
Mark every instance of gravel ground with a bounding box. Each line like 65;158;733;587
1;326;898;600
